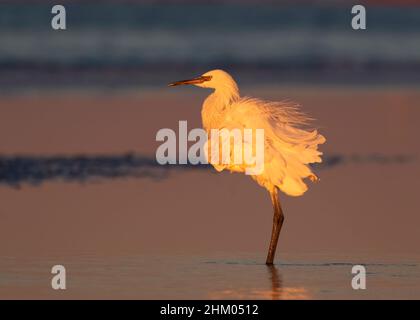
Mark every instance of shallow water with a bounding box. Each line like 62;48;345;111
1;86;419;299
1;252;419;299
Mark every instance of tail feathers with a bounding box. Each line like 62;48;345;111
269;127;326;196
278;175;308;197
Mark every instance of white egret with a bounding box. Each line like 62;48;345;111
169;69;326;265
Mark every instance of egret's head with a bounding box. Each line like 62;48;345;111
169;69;237;90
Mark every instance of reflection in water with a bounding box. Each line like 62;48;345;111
0;153;415;188
265;265;310;300
1;255;419;299
209;265;310;300
268;265;282;300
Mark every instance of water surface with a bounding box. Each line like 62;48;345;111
1;252;419;299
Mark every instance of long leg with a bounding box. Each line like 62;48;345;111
266;187;285;265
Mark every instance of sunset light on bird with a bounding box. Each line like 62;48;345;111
2;0;420;302
169;69;326;264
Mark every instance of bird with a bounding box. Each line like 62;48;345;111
169;69;325;265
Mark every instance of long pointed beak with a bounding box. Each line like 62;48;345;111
168;75;212;87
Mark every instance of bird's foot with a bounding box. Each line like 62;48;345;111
309;174;320;183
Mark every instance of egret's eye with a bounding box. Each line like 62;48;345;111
202;75;212;82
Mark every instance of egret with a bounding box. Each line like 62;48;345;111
169;69;326;265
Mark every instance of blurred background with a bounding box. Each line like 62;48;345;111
1;0;420;89
0;0;420;299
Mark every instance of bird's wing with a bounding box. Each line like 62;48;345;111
226;97;312;127
217;97;326;196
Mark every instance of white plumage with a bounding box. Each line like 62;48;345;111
169;69;326;264
199;70;326;196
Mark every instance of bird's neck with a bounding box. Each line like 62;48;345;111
212;82;240;107
202;85;240;131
